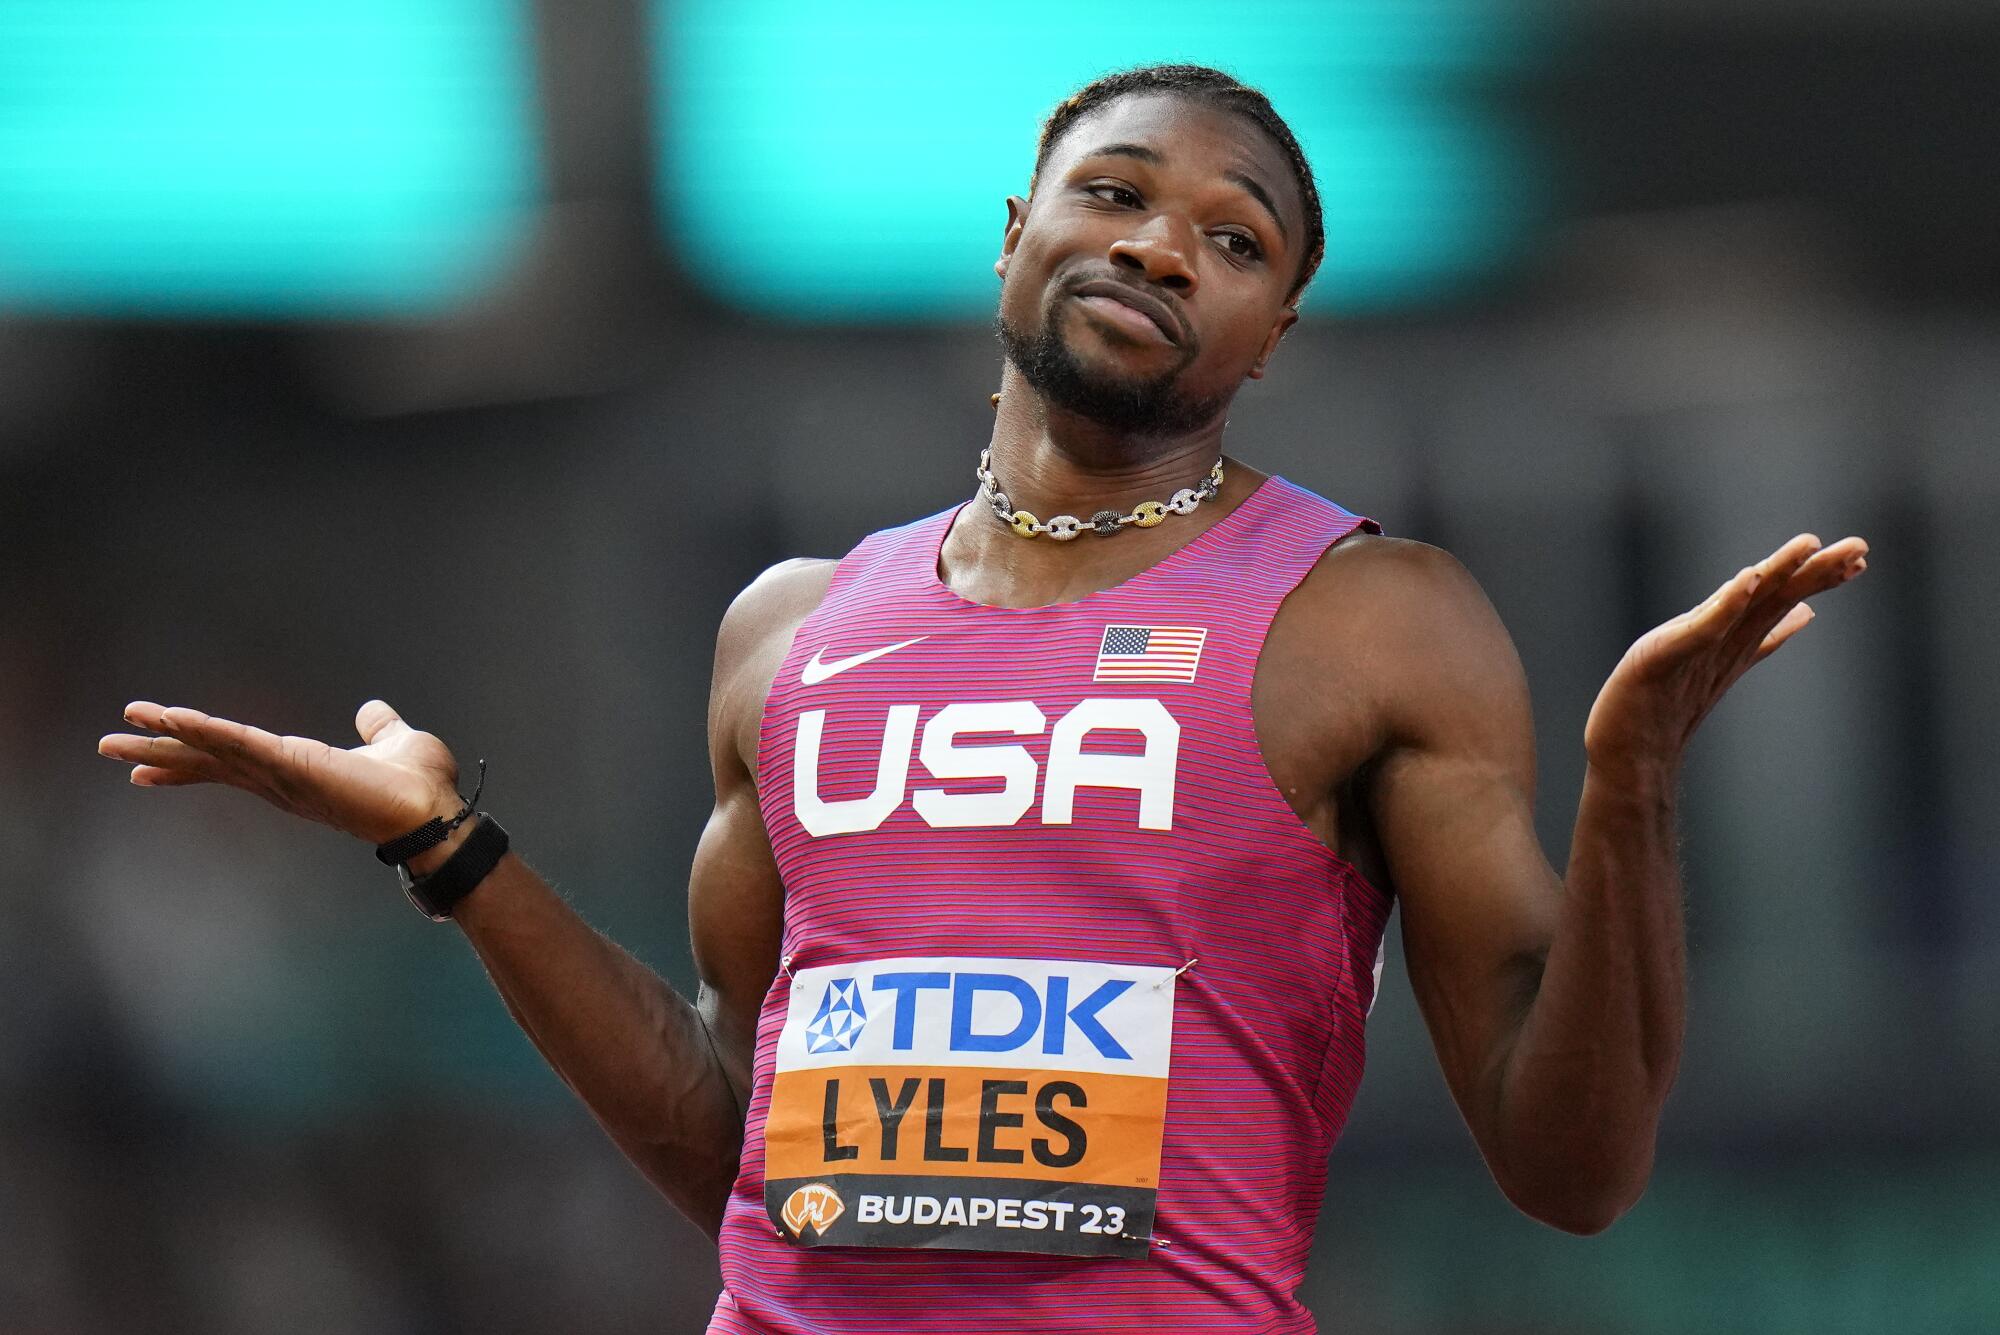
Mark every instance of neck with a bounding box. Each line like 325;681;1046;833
981;363;1229;521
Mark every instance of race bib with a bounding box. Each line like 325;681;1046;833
764;955;1176;1258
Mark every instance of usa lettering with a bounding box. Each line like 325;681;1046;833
792;697;1180;836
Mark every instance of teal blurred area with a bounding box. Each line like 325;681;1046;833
657;0;1548;318
0;0;541;316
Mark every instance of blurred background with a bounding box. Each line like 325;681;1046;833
2;0;1995;1331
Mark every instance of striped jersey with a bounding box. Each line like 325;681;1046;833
710;474;1391;1333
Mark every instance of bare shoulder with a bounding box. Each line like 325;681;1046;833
710;557;839;769
1284;532;1499;647
1271;531;1527;754
1305;529;1477;591
716;557;839;664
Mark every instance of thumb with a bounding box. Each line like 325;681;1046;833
354;698;410;745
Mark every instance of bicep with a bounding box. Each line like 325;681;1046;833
685;557;832;1104
1365;550;1560;1124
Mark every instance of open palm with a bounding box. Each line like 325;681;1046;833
97;699;464;846
1585;532;1869;769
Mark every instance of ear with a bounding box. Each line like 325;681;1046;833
1246;306;1299;380
994;195;1029;278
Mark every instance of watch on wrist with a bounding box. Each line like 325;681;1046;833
396;812;510;921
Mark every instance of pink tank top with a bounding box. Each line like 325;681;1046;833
711;475;1390;1333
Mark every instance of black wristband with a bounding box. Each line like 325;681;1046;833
399;813;510;921
374;759;487;866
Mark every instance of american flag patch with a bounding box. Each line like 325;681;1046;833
1093;625;1207;683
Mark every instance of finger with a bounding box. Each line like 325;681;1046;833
354;698;410;746
1815;534;1868;566
1742;533;1825;610
155;707;296;775
1759;531;1825;569
1750;602;1815;665
97;731;229;780
1777;537;1867;593
129;764;217;788
1684;563;1766;639
121;700;169;731
1732;538;1868;650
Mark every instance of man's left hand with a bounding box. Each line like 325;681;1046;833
1584;532;1870;778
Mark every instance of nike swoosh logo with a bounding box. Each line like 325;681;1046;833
800;636;930;686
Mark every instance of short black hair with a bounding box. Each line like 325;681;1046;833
1030;64;1326;303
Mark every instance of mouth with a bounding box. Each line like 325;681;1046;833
1068;280;1183;347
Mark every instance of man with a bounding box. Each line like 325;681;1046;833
99;65;1866;1333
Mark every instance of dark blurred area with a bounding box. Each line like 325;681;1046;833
4;2;1996;1332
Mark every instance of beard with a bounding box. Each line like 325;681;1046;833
996;296;1229;437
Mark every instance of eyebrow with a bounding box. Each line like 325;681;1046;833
1224;169;1291;249
1089;142;1163;167
1078;143;1292;250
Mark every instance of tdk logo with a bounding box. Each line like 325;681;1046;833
781;957;1174;1088
870;970;1134;1061
805;979;868;1054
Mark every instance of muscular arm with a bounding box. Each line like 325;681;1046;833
1342;535;1862;1234
444;557;830;1236
101;558;833;1239
1351;543;1667;1234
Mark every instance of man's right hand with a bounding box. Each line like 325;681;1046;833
98;698;467;849
88;558;832;1237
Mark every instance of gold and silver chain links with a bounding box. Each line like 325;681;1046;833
975;448;1225;540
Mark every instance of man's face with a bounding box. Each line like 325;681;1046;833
995;92;1306;437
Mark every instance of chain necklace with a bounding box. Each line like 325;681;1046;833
975;448;1225;540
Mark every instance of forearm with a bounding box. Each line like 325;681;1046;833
439;845;746;1236
1493;759;1686;1231
101;698;751;1233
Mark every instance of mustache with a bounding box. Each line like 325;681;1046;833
1060;272;1195;351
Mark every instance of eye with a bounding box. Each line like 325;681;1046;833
1085;182;1142;207
1215;230;1263;262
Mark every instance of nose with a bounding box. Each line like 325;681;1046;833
1108;214;1198;294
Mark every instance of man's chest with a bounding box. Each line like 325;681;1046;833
744;611;1381;873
